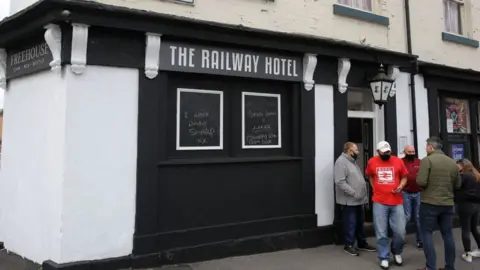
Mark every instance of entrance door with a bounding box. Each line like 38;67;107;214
348;117;374;222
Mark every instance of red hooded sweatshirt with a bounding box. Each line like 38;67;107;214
402;157;422;193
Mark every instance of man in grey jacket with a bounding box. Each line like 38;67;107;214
335;142;376;256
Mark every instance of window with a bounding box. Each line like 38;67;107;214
338;0;372;11
444;0;463;35
444;98;470;134
347;88;374;112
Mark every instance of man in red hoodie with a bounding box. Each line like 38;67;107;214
402;145;423;249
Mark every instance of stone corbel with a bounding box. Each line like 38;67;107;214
145;33;162;79
303;53;317;91
387;65;400;97
337;58;351;93
71;23;89;75
0;49;6;90
44;24;62;74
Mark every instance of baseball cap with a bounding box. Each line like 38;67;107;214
376;141;391;153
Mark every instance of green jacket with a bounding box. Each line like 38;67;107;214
416;150;461;206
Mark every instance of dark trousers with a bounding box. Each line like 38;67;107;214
420;203;456;270
457;203;480;252
342;205;367;247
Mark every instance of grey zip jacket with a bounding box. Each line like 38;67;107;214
334;153;368;206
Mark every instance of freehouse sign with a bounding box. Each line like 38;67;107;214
6;41;53;79
160;41;303;81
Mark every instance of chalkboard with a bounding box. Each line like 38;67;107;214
176;88;223;150
242;92;281;148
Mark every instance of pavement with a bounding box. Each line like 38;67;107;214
2;228;480;270
154;228;480;270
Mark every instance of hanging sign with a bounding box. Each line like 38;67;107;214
159;41;303;82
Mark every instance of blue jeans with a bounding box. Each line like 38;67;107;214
420;203;456;270
373;202;406;260
403;191;422;243
342;205;367;247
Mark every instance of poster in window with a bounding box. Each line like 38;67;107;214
176;88;223;150
445;98;470;133
242;92;281;149
451;144;464;161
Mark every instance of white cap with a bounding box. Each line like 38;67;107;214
376;141;391;153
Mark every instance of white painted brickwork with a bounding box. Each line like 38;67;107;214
94;0;407;53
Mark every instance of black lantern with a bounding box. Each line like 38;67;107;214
369;64;394;107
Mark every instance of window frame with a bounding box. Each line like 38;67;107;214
338;0;373;12
444;0;464;35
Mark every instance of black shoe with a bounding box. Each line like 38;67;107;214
416;241;423;250
357;244;376;252
343;245;359;256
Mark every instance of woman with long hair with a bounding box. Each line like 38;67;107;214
455;158;480;263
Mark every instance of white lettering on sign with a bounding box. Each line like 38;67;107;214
167;45;299;78
265;57;298;77
9;42;50;66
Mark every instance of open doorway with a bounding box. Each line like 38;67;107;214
348;117;374;223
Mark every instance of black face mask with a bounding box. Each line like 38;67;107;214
405;154;415;161
380;154;391;161
351;153;358;160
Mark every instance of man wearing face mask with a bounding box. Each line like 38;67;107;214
335;142;376;256
402;145;423;249
366;141;408;270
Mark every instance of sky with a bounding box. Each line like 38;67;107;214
0;0;9;109
0;0;9;19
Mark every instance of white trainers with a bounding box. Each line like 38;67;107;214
470;249;480;257
462;252;473;263
394;254;403;265
380;259;389;269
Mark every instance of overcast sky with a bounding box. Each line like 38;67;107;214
0;0;9;19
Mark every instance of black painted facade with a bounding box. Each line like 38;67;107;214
0;0;418;269
421;62;480;167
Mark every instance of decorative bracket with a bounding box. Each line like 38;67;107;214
303;53;317;91
337;58;351;94
44;24;62;74
145;33;162;79
0;49;6;90
71;23;89;75
387;65;400;97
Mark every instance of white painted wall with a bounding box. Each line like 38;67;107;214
411;0;480;71
0;66;138;264
395;72;413;157
0;70;65;263
95;0;407;53
414;75;429;159
59;66;138;263
314;84;335;227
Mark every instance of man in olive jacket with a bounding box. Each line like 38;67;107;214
415;137;461;270
335;142;376;256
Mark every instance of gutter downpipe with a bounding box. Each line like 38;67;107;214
405;0;419;156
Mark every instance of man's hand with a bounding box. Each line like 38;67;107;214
392;185;403;194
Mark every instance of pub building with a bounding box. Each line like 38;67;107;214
421;62;480;167
0;0;417;269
